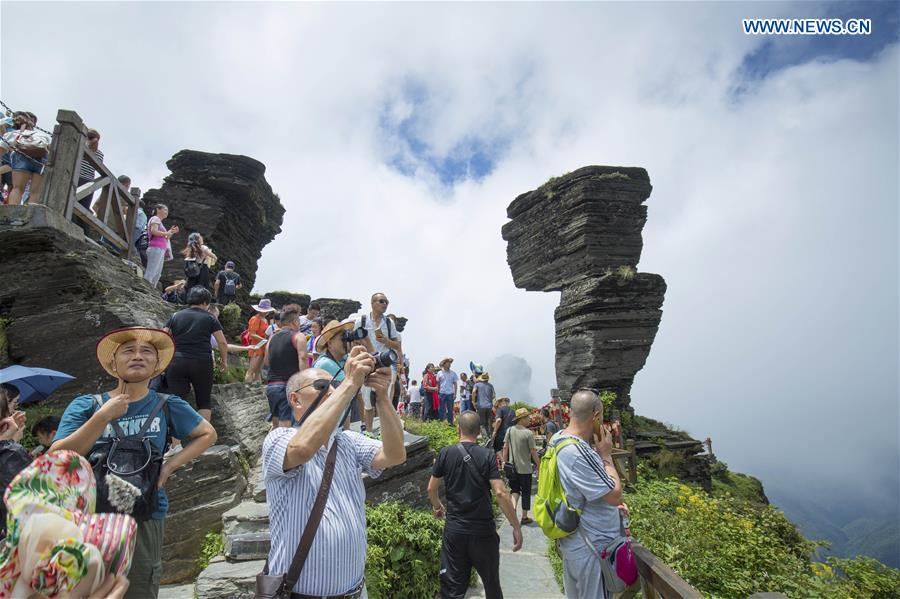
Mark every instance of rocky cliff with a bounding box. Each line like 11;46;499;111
142;150;285;300
0;205;173;402
502;166;665;413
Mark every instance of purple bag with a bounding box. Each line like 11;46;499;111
599;536;638;591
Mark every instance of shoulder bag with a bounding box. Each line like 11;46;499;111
577;513;638;593
503;429;517;480
256;437;339;599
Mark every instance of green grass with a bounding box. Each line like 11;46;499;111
197;531;225;571
402;417;459;452
547;539;564;593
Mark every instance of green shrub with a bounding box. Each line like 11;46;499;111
600;390;616;416
627;476;900;597
402;418;458;451
197;531;224;571
213;362;248;384
219;302;243;340
508;401;532;413
20;404;64;453
547;539;564;593
365;502;444;599
826;556;900;598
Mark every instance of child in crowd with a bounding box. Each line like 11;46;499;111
29;415;61;457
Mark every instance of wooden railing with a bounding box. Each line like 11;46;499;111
38;109;141;259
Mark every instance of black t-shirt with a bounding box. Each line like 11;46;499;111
166;307;222;359
216;271;241;300
432;442;499;535
493;405;514;450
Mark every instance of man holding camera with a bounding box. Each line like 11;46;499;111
313;319;364;424
354;293;402;430
262;347;406;598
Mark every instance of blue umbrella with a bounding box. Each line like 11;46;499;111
0;365;75;405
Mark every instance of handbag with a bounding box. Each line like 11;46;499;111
577;514;639;593
503;428;517;480
256;437;339;599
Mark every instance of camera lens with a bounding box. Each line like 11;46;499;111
371;350;398;368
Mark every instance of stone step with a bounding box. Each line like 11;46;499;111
223;501;270;535
158;583;195;599
195;556;264;599
225;531;271;561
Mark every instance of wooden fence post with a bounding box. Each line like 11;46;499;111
39;110;85;218
626;438;638;484
125;187;142;261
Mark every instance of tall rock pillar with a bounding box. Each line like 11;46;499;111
501;166;666;414
142;151;285;300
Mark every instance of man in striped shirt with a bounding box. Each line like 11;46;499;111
262;346;406;598
555;390;623;599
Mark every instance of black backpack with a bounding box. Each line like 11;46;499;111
223;272;238;297
87;394;172;521
184;260;201;278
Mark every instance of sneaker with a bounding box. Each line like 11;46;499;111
520;516;533;525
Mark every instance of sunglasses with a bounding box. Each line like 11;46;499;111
374;298;389;305
293;378;341;393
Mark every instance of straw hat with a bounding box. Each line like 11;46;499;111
251;298;275;313
440;357;453;367
514;407;531;422
477;372;490;382
95;327;174;379
315;319;355;353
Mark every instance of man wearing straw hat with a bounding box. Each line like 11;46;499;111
51;327;217;599
313;318;365;424
501;407;541;525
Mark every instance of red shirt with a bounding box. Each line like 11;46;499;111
423;372;439;410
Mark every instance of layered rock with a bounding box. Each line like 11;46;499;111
0;205;173;403
142;150;285;299
502;166;665;412
210;383;270;459
312;297;363;321
162;444;247;583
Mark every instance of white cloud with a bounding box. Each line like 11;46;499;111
2;3;896;510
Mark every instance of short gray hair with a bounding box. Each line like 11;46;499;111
570;390;601;422
458;411;481;437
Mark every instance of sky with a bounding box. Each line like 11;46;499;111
2;1;897;538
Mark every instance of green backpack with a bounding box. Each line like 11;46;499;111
534;435;582;539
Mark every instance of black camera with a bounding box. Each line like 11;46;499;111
371;349;398;369
341;327;368;343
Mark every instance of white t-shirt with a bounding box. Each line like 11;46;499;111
353;313;400;354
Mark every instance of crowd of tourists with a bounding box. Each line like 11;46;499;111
1;293;628;599
1;110;629;597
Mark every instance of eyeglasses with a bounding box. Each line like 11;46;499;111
291;378;340;394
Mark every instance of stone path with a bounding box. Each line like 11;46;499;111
466;515;564;598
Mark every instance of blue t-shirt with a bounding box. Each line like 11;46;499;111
54;390;204;520
313;353;346;383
